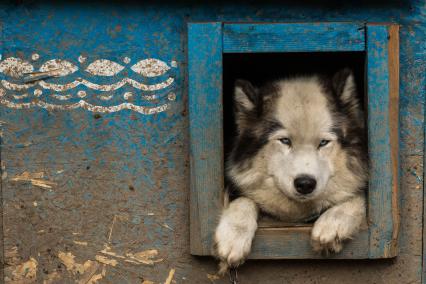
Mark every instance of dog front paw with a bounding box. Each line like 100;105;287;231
213;197;258;274
311;209;358;253
214;220;255;269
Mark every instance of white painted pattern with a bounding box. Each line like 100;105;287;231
2;77;174;92
0;89;169;114
77;90;87;98
34;89;42;97
31;53;40;61
85;59;124;76
78;55;87;63
123;92;133;100
40;59;78;77
130;58;170;77
0;56;177;114
0;57;34;78
0;56;174;80
98;94;114;101
123;57;131;64
52;94;73;100
168;92;176;101
1;80;36;91
12;93;29;99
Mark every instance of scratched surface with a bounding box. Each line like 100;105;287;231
0;1;425;283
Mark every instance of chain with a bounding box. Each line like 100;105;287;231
229;267;238;284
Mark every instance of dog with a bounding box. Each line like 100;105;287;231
214;69;368;273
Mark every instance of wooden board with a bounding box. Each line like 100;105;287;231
366;24;400;258
223;23;365;53
188;22;223;255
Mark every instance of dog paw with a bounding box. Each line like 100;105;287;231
213;197;258;273
214;221;255;269
311;210;356;253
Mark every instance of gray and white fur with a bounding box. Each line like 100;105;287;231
214;69;368;273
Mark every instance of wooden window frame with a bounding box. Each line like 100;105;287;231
188;22;399;259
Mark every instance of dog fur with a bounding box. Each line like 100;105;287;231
214;69;368;273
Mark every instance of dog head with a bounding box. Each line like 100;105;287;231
228;69;366;202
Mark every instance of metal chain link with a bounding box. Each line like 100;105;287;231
229;267;238;284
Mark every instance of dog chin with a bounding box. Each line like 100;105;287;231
282;189;318;203
279;188;310;202
294;194;316;202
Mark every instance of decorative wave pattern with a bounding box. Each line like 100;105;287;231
0;57;34;77
131;59;171;77
40;59;78;77
2;77;174;92
0;55;178;114
0;89;169;114
85;59;124;76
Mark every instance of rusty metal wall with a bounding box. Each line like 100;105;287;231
0;1;425;283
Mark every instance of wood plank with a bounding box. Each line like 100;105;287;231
249;228;369;259
388;24;400;258
188;22;223;255
366;24;400;258
223;23;365;53
258;218;310;228
0;23;4;284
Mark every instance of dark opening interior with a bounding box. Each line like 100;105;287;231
223;52;366;225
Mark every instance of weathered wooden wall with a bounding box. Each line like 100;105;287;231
0;1;424;283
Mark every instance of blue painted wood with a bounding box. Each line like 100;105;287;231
188;22;399;260
223;23;365;53
250;227;369;259
0;1;422;282
0;5;189;283
367;24;399;258
188;22;223;255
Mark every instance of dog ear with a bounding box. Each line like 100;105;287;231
234;79;258;113
234;79;258;131
332;68;356;104
332;68;364;124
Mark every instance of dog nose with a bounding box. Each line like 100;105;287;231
294;175;317;195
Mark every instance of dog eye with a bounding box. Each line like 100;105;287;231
318;139;330;148
279;138;292;146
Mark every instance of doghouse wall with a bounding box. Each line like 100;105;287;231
0;1;424;283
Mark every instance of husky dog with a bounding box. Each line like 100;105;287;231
214;69;368;273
